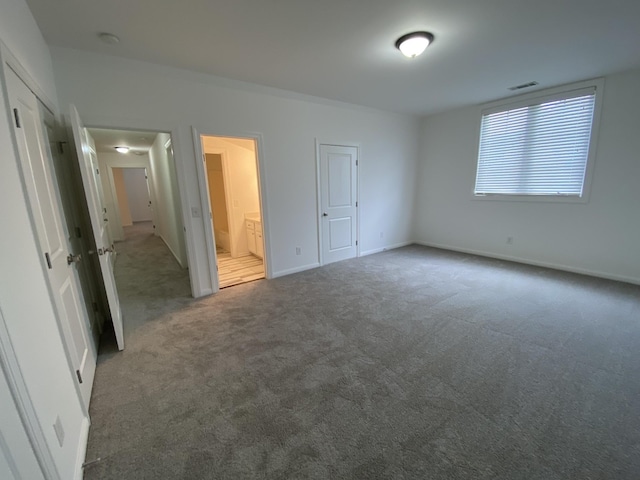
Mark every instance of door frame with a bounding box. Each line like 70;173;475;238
315;139;361;266
204;148;237;257
81;123;201;299
0;41;83;480
192;127;271;293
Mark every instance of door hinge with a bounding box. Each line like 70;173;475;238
95;168;99;175
57;141;66;154
76;369;83;384
13;108;21;128
355;159;358;166
203;154;206;163
75;226;82;238
355;240;358;246
355;201;358;207
44;252;52;269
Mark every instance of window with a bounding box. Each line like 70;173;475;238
474;84;600;198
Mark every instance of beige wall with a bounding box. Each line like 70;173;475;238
206;153;229;233
112;167;133;226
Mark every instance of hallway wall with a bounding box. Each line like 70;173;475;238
148;132;187;268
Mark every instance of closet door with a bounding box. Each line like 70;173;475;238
6;69;96;408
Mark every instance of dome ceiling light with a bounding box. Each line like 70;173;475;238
115;146;129;154
395;31;434;58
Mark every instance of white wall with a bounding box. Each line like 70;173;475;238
51;48;420;291
0;1;87;478
415;69;640;284
0;364;45;480
122;168;152;222
0;0;57;105
203;136;260;257
148;132;188;267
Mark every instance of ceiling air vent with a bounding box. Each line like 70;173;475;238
508;81;539;91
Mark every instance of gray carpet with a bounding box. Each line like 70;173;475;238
84;230;640;479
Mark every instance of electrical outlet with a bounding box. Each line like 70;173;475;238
506;236;514;245
295;247;301;255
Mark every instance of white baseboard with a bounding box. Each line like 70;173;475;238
272;262;320;278
416;241;640;286
74;416;90;480
159;234;185;268
360;241;413;257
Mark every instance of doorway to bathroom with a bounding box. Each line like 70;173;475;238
201;135;265;288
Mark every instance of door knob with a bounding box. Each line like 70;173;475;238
323;212;328;217
67;253;82;265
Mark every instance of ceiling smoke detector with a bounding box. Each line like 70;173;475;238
98;32;120;45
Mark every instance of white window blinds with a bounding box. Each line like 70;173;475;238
475;88;596;196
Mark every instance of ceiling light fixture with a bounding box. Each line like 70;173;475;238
395;31;434;58
98;32;120;45
115;146;129;154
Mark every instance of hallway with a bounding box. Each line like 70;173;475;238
113;221;192;338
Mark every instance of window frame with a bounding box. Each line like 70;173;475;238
471;77;605;204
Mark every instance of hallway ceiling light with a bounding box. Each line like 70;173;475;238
115;146;129;154
395;31;434;58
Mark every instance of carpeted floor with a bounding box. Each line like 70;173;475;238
84;235;640;479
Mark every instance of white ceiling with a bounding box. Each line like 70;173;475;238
26;0;640;116
88;128;158;154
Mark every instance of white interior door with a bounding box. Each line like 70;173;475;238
70;105;125;350
6;69;97;407
319;144;358;265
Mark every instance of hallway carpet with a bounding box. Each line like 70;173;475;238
84;244;640;479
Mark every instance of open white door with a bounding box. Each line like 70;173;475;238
70;105;125;350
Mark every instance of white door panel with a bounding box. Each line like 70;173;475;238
70;104;125;350
329;217;353;251
6;69;96;408
319;144;358;264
